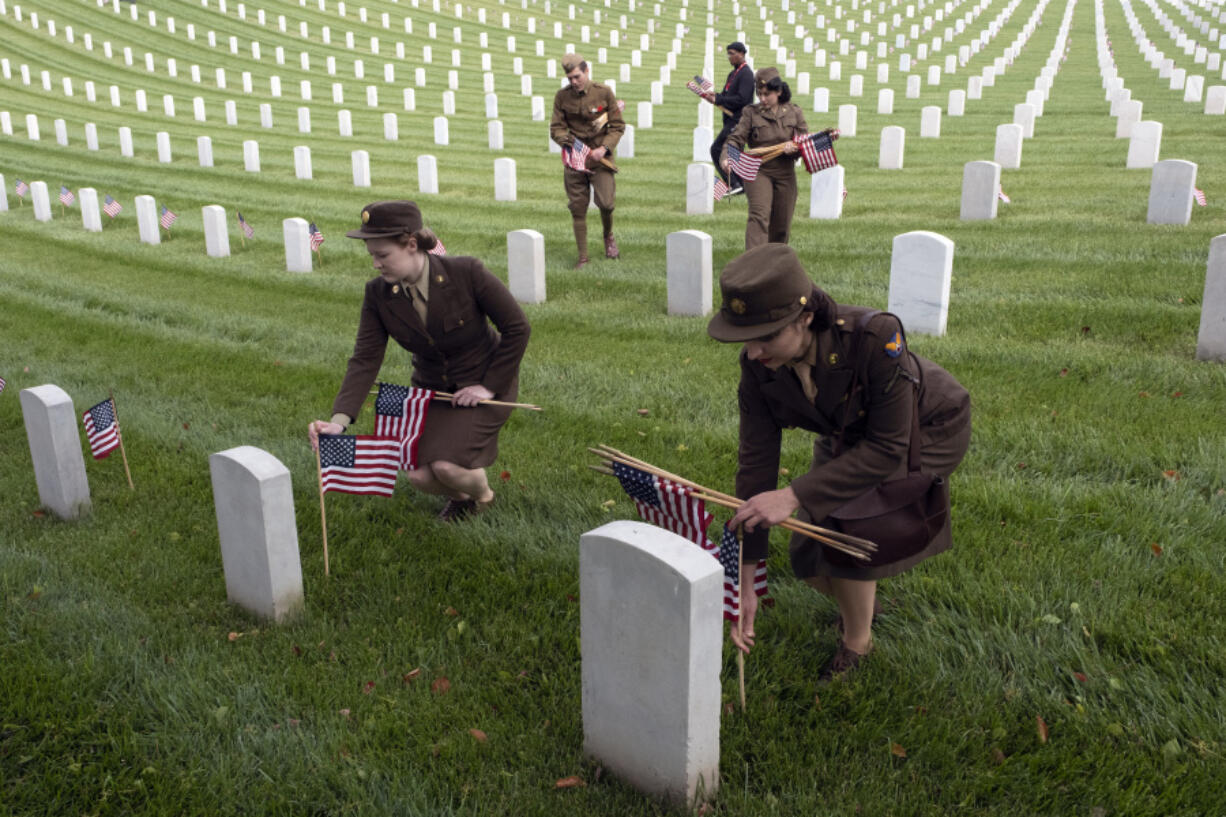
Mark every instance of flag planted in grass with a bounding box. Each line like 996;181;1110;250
318;434;399;497
59;186;75;206
793;130;839;173
712;524;768;621
374;382;433;470
102;194;122;218
1194;187;1207;207
82;398;120;459
998;188;1012;204
15;179;29;198
159;205;177;230
309;222;325;251
237;212;255;238
0;376;6;394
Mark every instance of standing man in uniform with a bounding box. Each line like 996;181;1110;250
704;42;755;195
550;53;625;269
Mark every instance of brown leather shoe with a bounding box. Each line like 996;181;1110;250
573;255;590;270
604;234;619;259
438;498;477;522
818;642;871;682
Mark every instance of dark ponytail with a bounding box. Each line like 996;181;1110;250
763;75;792;104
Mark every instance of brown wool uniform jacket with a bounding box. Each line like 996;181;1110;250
722;102;809;165
331;254;530;421
550;81;625;152
736;308;971;562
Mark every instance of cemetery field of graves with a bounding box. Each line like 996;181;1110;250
2;0;1225;811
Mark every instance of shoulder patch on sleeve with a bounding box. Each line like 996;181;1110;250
885;331;904;358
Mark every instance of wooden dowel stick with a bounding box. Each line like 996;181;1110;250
315;443;330;577
108;390;135;491
689;490;871;559
367;386;542;411
736;524;747;711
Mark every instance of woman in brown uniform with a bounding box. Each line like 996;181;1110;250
720;67;808;250
709;244;971;679
308;201;531;522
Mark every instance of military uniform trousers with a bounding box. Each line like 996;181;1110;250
564;164;615;217
744;158;798;249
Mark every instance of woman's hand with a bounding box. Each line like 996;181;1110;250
783;139;799;155
729;487;800;531
721;158;731;172
308;420;344;451
451;385;494;407
702;92;716;103
729;562;761;655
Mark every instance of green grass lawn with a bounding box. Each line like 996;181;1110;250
2;0;1225;813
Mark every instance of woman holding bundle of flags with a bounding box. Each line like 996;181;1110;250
720;67;808;250
708;244;971;680
307;200;531;522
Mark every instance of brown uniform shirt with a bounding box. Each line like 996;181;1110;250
722;102;809;165
735;307;971;562
331;254;530;421
550;81;625;152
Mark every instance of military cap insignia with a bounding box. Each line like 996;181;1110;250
885;332;904;358
435;275;444;283
827;353;839;365
392;284;400;294
799;296;808;305
729;298;747;315
361;209;371;223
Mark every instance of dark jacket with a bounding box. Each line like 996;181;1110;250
714;62;754;128
736;306;970;562
332;254;530;421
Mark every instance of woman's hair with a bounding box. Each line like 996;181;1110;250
390;227;439;252
761;75;792;104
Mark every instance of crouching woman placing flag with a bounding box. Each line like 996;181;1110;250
308;201;531;522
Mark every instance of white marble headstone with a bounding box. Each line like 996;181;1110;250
1146;159;1197;226
887;230;954;336
1195;234;1226;361
20;385;91;519
960;160;1001;220
507;229;546;304
879;125;905;169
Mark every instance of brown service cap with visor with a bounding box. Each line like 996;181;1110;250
345;200;424;239
707;244;814;342
561;52;586;73
755;66;782;88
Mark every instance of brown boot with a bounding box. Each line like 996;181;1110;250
573;255;590;270
818;641;871;682
604;234;620;259
438;498;477;522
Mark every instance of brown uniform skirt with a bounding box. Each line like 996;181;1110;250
414;376;518;470
789;416;972;581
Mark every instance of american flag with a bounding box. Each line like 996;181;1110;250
0;376;6;394
998;188;1011;204
102;194;122;218
159;205;178;229
318;434;400;497
309;222;325;251
428;238;446;256
712;524;769;622
727;144;762;182
237;212;255;238
374;382;433;470
714;177;729;202
1194;187;1207;207
82;398;120;460
15;179;29;197
686;75;715;97
793;130;840;173
612;462;713;546
562;139;592;173
59;185;75;206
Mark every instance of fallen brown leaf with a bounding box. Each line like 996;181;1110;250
431;677;451;695
1058;368;1068;377
990;747;1007;765
445;606;459;617
636;408;650;416
1036;715;1049;744
363;681;376;694
404;668;422;683
1139;391;1150;398
469;729;488;743
292;644;302;656
566;594;578;603
182;422;190;430
1080;325;1091;335
499;470;511;481
890;742;907;758
31;510;46;518
228;632;241;642
1074;672;1088;683
1150;543;1164;557
1171;391;1184;398
555;776;586;789
339;708;351;719
1162;470;1181;482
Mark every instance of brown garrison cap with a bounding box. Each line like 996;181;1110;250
561;52;586;72
345;201;424;239
755;66;781;86
707;244;814;342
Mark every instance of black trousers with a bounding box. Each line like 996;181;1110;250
710;123;740;187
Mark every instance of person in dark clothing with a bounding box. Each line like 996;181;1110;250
704;42;754;193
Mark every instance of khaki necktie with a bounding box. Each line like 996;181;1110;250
409;283;427;325
792;360;818;403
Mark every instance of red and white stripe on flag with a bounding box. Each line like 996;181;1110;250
428;239;446;256
82;398;120;460
562;140;592;173
700;535;769;622
631;479;713;547
318;435;400;497
1194;187;1207;207
373;382;434;471
793;132;839;174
